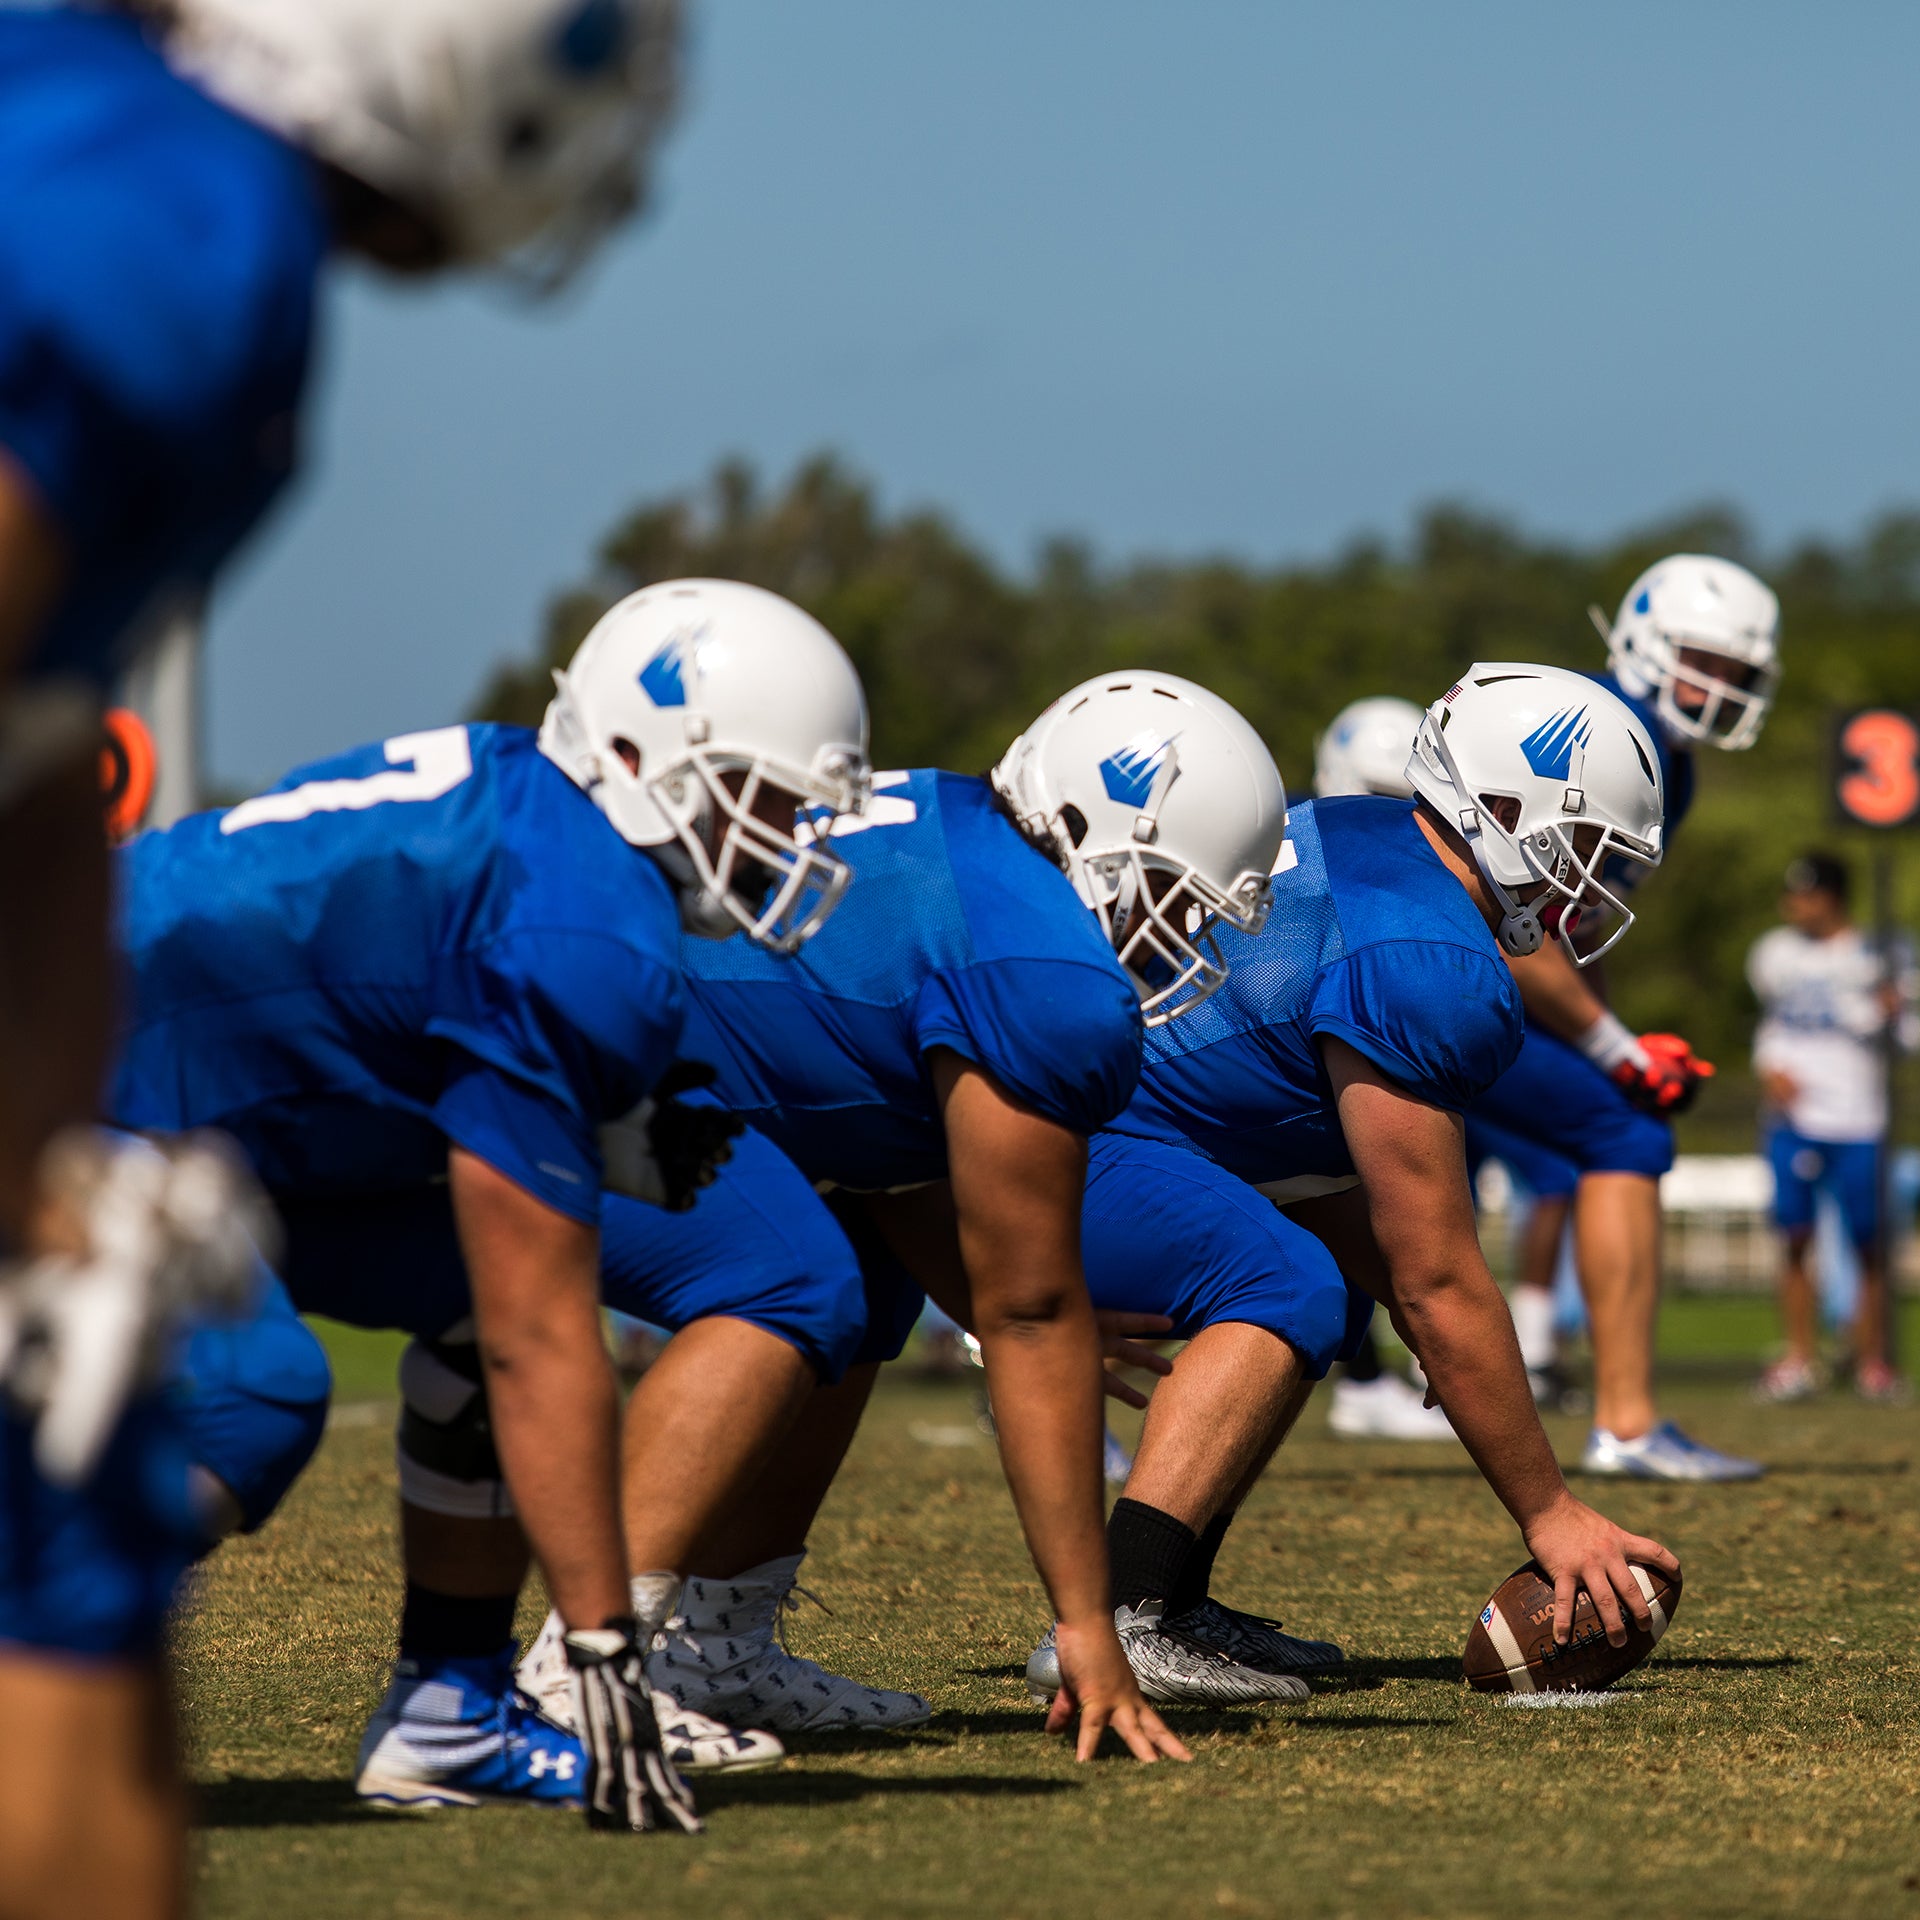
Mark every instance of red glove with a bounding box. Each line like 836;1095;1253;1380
1610;1032;1715;1116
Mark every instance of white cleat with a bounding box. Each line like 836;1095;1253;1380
516;1612;785;1773
1027;1601;1310;1708
1327;1373;1457;1442
649;1553;931;1733
1581;1421;1763;1482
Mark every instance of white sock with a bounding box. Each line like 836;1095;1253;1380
1509;1285;1557;1371
630;1572;684;1639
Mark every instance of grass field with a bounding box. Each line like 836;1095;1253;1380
182;1302;1920;1919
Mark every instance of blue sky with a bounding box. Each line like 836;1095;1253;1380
206;0;1920;788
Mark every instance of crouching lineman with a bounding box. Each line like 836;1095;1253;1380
1466;556;1781;1479
112;582;869;1833
0;0;682;1905
508;672;1286;1758
1023;665;1683;1705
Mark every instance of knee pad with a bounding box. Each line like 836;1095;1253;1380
395;1338;515;1520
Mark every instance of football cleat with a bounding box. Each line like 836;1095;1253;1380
353;1651;587;1809
1160;1599;1344;1675
1326;1373;1457;1442
1581;1421;1764;1482
648;1554;931;1733
1025;1601;1310;1708
1753;1357;1825;1404
1853;1361;1912;1406
515;1613;784;1772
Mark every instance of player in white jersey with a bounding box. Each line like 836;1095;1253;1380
1748;853;1914;1403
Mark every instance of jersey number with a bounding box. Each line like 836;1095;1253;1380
221;728;474;836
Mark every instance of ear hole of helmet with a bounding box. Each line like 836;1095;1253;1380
612;737;641;775
1060;803;1090;848
1478;793;1521;832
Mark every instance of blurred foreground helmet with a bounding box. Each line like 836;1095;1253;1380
539;580;871;952
1313;695;1423;799
1406;663;1664;965
992;672;1287;1025
1599;554;1779;752
158;0;682;284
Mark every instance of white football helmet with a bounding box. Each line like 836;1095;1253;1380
157;0;681;284
1597;554;1780;752
992;673;1287;1024
539;580;870;951
1314;696;1424;799
1406;664;1664;965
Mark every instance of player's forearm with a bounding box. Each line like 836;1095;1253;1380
1506;940;1606;1044
480;1308;629;1629
971;1282;1112;1627
0;451;66;687
1393;1259;1568;1532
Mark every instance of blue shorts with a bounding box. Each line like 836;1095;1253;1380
0;1270;328;1660
1081;1133;1370;1376
275;1127;870;1384
1767;1128;1881;1247
1468;1022;1674;1180
1464;1117;1580;1202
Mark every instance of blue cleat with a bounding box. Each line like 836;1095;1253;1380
354;1649;587;1809
1581;1420;1764;1483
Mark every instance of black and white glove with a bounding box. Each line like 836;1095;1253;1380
598;1062;745;1213
564;1620;702;1834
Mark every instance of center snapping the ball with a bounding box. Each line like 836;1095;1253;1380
1463;1560;1681;1694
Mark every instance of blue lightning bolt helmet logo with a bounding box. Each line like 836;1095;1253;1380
637;630;698;708
1518;706;1591;781
1099;730;1177;807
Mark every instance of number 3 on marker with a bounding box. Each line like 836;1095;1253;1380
1838;710;1920;829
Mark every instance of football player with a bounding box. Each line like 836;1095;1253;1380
1023;666;1683;1705
110;583;870;1833
1310;695;1455;1443
0;4;679;1907
512;671;1286;1762
1466;556;1780;1479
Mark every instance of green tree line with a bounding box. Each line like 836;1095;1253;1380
476;455;1920;1150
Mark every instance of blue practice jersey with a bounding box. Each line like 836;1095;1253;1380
1589;670;1694;899
1110;796;1523;1187
0;8;325;688
113;726;684;1224
677;769;1144;1190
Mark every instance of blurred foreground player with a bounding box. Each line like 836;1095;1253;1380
1750;852;1914;1403
1311;695;1455;1443
518;672;1286;1765
114;583;870;1837
0;3;679;1908
1026;667;1682;1703
1466;555;1780;1480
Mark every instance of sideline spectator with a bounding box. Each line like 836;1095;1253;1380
1748;852;1915;1402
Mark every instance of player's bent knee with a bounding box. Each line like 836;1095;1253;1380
395;1338;514;1521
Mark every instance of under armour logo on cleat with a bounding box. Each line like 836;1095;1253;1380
526;1750;578;1780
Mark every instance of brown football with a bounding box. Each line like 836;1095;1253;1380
1463;1559;1682;1694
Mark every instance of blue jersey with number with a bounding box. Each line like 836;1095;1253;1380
0;8;325;688
1589;670;1693;898
112;726;683;1224
1108;796;1523;1187
677;769;1144;1190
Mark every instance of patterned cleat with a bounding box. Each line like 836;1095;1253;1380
514;1613;785;1773
1026;1601;1310;1708
1161;1598;1344;1675
1581;1421;1764;1482
1753;1357;1825;1404
650;1553;931;1733
354;1650;588;1809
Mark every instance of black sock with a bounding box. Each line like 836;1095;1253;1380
398;1583;519;1661
1166;1510;1233;1618
1344;1323;1383;1383
1107;1497;1196;1613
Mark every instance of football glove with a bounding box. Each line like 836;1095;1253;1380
0;1128;273;1485
598;1062;745;1212
564;1619;702;1834
1610;1032;1716;1117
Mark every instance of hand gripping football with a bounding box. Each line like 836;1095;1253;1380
1463;1560;1682;1694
